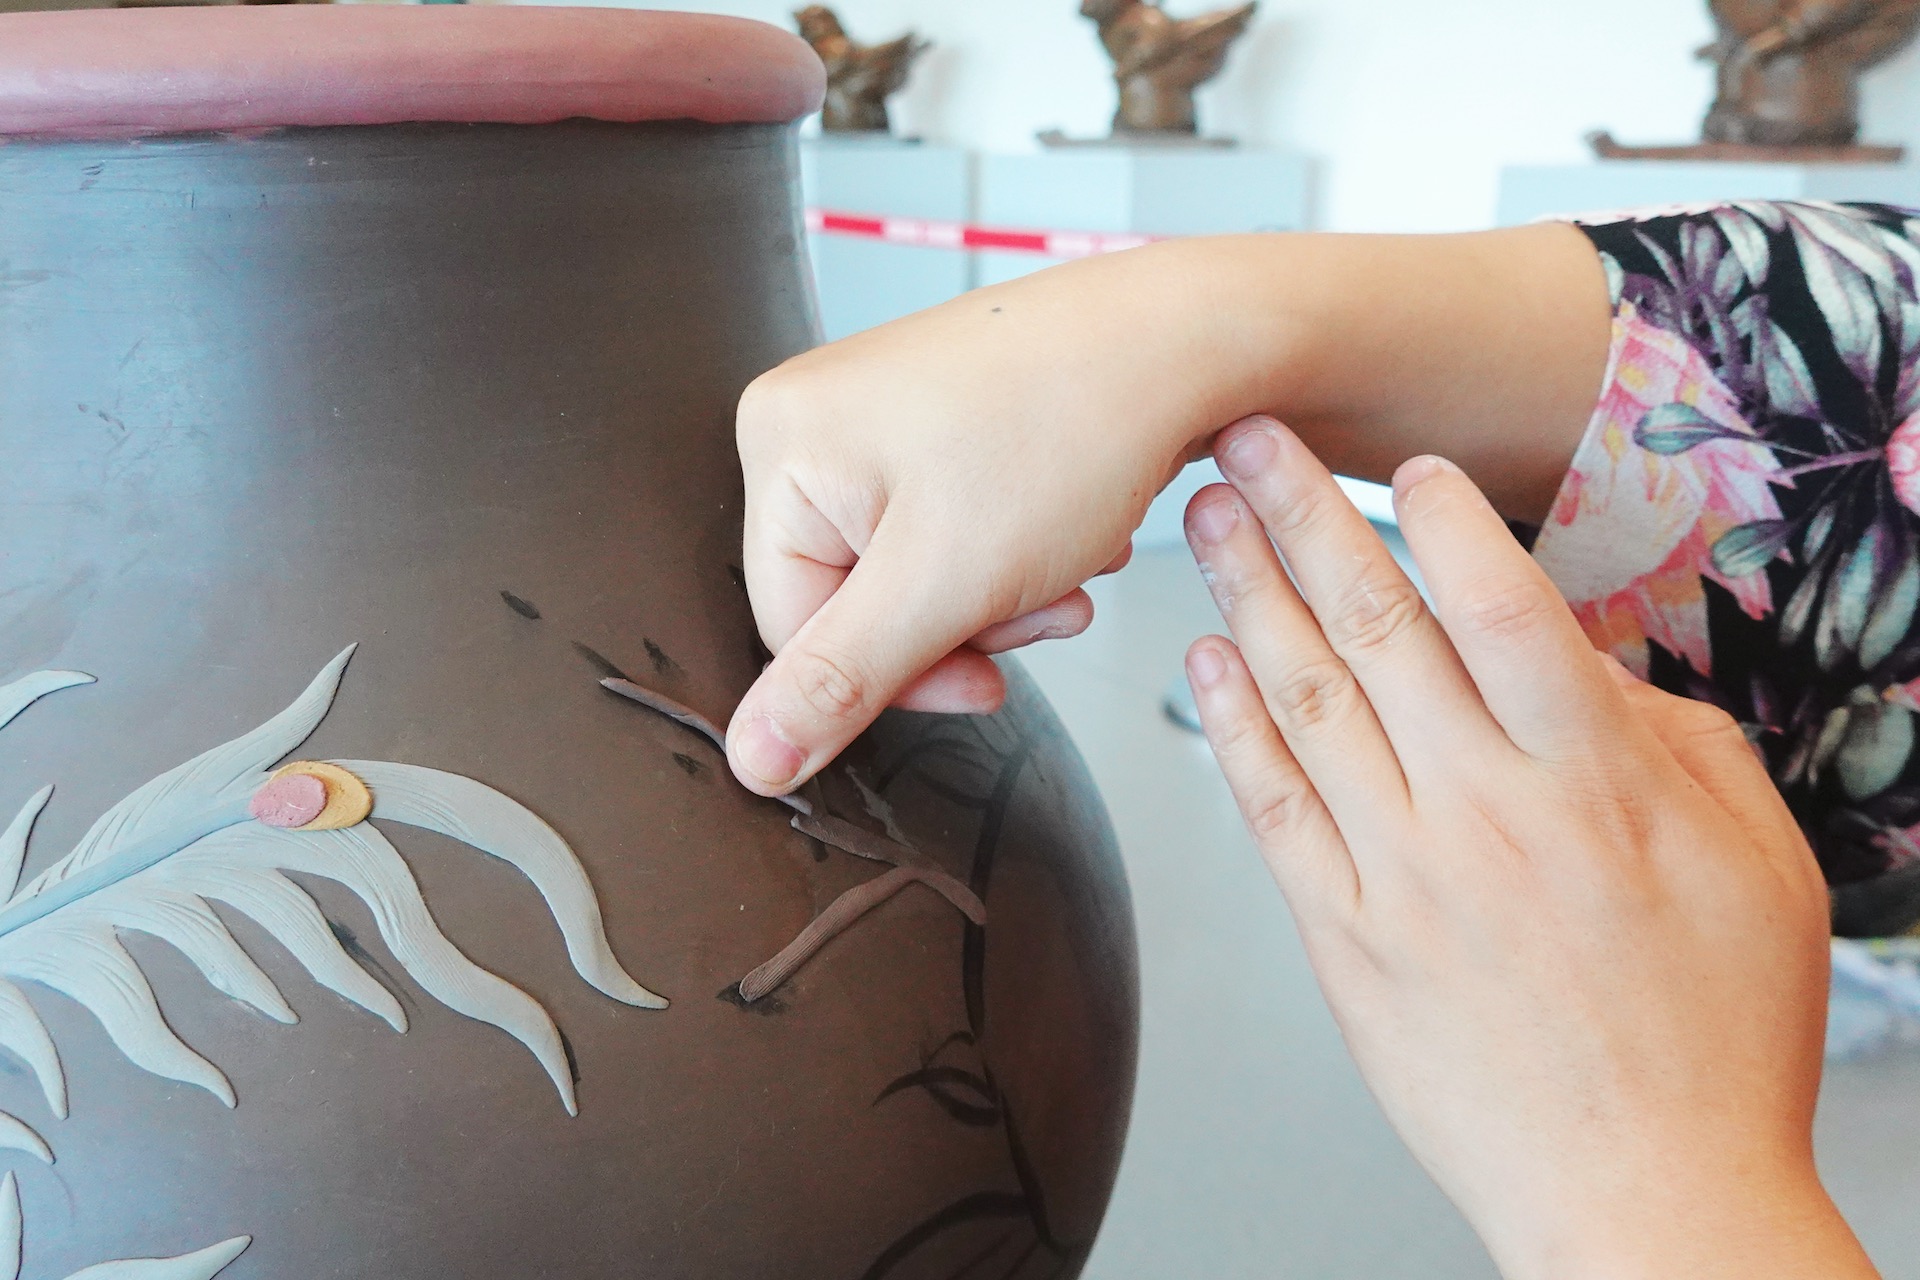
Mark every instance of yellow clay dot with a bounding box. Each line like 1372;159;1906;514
271;761;374;831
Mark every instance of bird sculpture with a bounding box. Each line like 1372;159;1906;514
1593;0;1920;157
1079;0;1258;137
1701;0;1920;147
794;5;930;135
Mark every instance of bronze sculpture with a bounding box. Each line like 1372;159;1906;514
1078;0;1257;138
1592;0;1920;161
794;5;928;134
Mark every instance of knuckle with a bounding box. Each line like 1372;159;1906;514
1243;781;1313;844
736;367;818;442
785;646;870;720
1327;578;1429;658
1206;698;1276;760
1265;658;1360;734
1558;770;1660;848
1260;483;1340;541
1671;698;1745;744
1455;577;1562;646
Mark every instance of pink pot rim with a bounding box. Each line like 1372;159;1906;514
0;6;826;138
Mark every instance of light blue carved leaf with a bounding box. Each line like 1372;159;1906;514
0;644;656;1127
0;675;92;736
0;981;62;1120
19;648;356;899
0;808;584;1114
182;822;583;1110
0;791;51;905
335;761;666;1010
62;1236;250;1280
0;928;233;1106
0;1173;13;1280
180;867;404;1033
0;1115;48;1165
0;1173;247;1280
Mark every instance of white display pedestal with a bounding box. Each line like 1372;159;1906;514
974;146;1314;288
1498;159;1920;225
800;137;973;340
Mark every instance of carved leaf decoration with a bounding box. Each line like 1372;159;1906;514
0;1119;47;1168
0;675;92;737
0;680;93;1165
17;649;359;902
330;761;664;1011
0;646;663;1128
0;1172;248;1280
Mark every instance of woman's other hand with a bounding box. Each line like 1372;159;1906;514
1184;416;1872;1280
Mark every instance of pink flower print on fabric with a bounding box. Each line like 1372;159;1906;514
1533;303;1786;679
1888;412;1920;516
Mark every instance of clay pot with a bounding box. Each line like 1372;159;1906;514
0;9;1137;1278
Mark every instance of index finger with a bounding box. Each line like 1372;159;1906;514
730;515;1005;795
1391;455;1637;762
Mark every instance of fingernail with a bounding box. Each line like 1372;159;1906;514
1188;645;1228;689
1220;423;1278;479
735;715;804;789
1397;455;1457;490
1188;496;1240;545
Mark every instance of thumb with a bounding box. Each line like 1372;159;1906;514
726;532;997;795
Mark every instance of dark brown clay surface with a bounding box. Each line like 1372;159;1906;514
0;120;1136;1278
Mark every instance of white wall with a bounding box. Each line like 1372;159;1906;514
529;0;1920;232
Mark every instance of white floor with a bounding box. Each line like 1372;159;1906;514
1018;546;1920;1280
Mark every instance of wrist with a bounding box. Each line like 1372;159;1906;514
1492;1169;1879;1280
983;234;1324;466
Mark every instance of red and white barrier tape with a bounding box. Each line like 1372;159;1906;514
805;208;1161;259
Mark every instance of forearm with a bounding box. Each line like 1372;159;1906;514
970;223;1614;523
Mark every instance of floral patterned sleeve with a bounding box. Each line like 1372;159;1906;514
1531;201;1920;938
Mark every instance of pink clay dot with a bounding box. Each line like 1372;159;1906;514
250;773;328;829
1889;413;1920;516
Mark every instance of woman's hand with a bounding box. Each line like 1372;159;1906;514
726;226;1611;796
726;239;1245;795
1184;416;1872;1279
